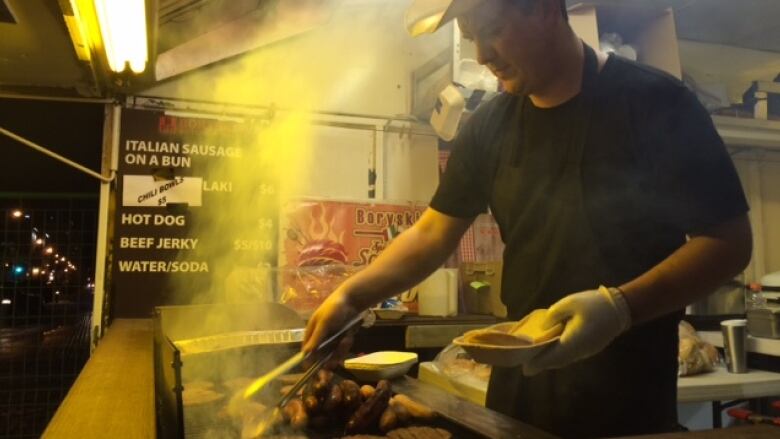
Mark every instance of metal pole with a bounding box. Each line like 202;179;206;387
0;126;114;183
0;93;113;104
91;104;121;349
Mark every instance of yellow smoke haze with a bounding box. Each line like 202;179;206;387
140;0;447;309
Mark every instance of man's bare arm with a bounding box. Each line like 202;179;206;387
344;208;474;309
303;208;473;352
620;214;752;324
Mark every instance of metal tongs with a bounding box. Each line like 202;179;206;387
244;313;366;436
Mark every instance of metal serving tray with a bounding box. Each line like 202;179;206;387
174;329;305;356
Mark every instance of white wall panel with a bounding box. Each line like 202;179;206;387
289;124;374;200
383;129;439;203
759;157;780;276
733;158;759;282
291;124;440;204
734;151;780;281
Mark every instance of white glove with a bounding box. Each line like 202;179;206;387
523;286;632;376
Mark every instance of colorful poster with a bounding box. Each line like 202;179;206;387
277;199;426;314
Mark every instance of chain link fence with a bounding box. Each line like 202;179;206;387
0;197;97;438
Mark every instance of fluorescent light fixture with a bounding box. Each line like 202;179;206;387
94;0;148;73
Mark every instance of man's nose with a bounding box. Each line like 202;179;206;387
475;39;496;66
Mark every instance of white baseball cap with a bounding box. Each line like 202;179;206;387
405;0;485;36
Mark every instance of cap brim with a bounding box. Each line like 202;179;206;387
405;0;484;36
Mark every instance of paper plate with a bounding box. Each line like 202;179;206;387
453;322;560;368
344;351;418;381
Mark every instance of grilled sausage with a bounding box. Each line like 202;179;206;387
391;394;436;420
282;399;305;423
312;369;333;397
379;406;398;432
310;415;331;430
389;399;412;424
303;379;317;400
323;381;343;412
360;384;375;400
340;379;362;410
303;394;320;415
290;409;309;430
345;380;391;434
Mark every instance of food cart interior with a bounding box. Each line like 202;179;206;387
2;0;780;438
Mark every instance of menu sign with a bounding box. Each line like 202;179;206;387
112;109;278;317
122;175;203;207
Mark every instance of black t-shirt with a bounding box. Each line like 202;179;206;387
431;54;749;294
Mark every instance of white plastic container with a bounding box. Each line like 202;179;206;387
762;271;780;292
430;84;465;141
416;268;458;317
344;351;419;381
759;270;780;303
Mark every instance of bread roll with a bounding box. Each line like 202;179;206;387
509;309;563;344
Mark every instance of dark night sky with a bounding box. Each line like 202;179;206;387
0;98;104;195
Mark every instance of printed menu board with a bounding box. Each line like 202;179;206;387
112;108;278;317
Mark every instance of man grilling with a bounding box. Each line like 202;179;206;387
303;0;752;437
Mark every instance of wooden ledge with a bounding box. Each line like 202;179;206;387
43;319;155;439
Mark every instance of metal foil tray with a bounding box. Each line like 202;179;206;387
173;328;305;356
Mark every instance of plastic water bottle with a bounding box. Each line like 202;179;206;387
746;283;767;310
